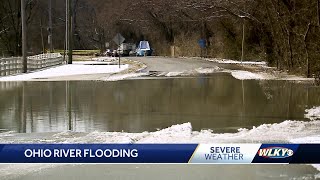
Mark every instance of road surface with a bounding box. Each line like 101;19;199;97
127;56;240;72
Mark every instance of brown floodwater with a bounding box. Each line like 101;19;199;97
0;73;319;133
0;74;320;180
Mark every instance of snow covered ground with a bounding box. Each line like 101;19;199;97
195;67;220;74
0;120;319;144
164;67;221;77
0;63;128;81
91;57;116;62
305;106;320;120
207;58;267;66
230;70;314;81
102;72;149;81
231;70;268;80
200;58;314;81
73;60;116;65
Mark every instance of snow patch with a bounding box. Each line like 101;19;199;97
208;58;267;65
314;170;320;179
73;61;115;65
91;57;116;62
0;131;15;137
165;72;184;77
193;120;320;143
102;72;148;81
0;64;128;81
313;165;320;173
231;70;267;80
230;70;314;81
138;123;192;143
195;67;220;74
305;106;320;120
164;67;221;77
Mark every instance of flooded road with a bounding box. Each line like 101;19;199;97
0;73;319;133
0;73;320;179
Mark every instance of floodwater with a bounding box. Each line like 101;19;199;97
0;73;320;180
0;73;319;133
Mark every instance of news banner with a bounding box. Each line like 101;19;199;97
0;144;319;164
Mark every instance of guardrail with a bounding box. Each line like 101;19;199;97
0;57;22;76
0;53;64;76
28;53;64;71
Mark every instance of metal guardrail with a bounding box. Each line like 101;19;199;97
0;57;22;76
28;53;62;60
0;53;64;76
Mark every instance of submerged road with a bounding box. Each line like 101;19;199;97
127;56;240;72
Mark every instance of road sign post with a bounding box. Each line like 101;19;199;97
113;33;125;68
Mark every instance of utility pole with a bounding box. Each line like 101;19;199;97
40;19;45;53
64;0;68;63
21;0;27;73
241;2;246;65
241;20;245;64
68;0;73;64
48;0;53;52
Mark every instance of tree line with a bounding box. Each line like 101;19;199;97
0;0;319;76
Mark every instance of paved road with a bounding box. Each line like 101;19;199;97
128;56;240;72
19;57;241;81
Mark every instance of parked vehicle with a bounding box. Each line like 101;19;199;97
112;50;119;57
118;43;136;56
129;50;136;56
103;49;113;56
136;41;152;56
136;48;153;56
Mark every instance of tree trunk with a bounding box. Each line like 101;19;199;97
303;23;311;77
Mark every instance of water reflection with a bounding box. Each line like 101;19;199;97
0;74;319;133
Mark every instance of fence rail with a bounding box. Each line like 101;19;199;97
0;57;22;76
0;53;64;76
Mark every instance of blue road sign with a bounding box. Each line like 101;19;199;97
198;39;206;49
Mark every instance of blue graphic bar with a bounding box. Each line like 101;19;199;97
0;144;319;163
0;144;197;163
